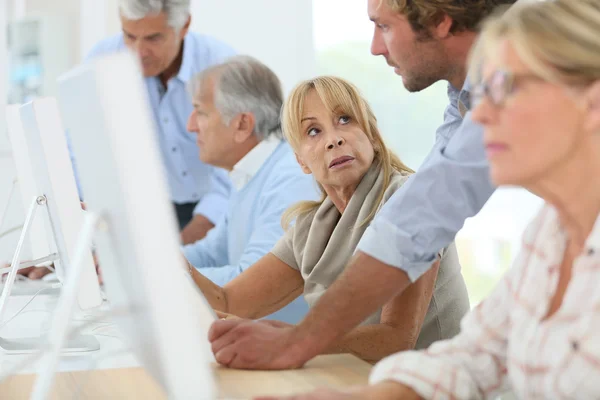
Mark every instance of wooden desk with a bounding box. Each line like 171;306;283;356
0;354;372;399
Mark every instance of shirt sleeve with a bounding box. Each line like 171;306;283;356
193;167;232;225
196;170;316;287
356;110;495;282
182;214;229;269
271;227;299;270
203;36;237;64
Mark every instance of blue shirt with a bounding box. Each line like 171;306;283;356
357;78;496;282
84;32;236;223
183;141;319;323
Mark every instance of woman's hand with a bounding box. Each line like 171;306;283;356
215;310;242;320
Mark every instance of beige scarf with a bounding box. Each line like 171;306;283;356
272;162;404;324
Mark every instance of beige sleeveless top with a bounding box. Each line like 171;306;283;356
271;163;470;349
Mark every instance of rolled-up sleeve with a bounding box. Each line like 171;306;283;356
357;111;495;282
193;167;231;224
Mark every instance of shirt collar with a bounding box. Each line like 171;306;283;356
175;34;195;83
229;136;281;191
449;72;473;118
546;205;600;257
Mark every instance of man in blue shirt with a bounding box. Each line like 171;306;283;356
19;0;235;280
86;0;236;244
183;55;318;323
207;0;517;370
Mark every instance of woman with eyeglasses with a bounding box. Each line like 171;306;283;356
263;1;600;399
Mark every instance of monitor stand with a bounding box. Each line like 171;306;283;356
0;196;100;355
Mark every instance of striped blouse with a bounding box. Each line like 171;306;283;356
370;204;600;399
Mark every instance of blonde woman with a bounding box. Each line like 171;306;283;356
276;1;600;399
190;76;470;363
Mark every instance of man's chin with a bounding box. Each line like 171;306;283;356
141;67;159;77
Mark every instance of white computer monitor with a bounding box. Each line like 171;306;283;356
5;105;54;265
18;98;103;311
57;50;216;399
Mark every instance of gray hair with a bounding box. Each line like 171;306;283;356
118;0;191;30
192;56;284;140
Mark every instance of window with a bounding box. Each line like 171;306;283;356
313;0;543;305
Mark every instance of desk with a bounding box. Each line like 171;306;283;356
0;354;372;399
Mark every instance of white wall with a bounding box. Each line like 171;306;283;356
0;0;317;261
190;0;316;94
0;0;22;262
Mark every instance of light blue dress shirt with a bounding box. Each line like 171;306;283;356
183;141;319;323
357;78;496;282
83;32;236;223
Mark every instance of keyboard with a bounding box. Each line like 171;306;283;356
0;279;61;296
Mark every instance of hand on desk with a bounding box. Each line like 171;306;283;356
4;252;103;284
15;265;53;280
209;318;306;370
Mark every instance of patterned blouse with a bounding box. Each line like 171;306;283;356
370;204;600;399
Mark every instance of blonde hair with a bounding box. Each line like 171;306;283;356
281;76;414;230
469;0;600;86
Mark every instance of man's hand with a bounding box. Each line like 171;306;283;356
16;266;53;280
208;319;309;370
208;253;414;371
181;214;215;245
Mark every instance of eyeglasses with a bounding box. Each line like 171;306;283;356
473;69;544;106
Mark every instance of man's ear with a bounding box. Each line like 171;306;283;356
295;153;312;175
179;15;191;39
432;14;453;39
232;113;256;143
584;80;600;134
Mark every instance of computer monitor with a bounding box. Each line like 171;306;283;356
4;105;54;266
18;98;103;311
57;50;216;399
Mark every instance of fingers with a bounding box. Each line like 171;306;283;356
208;319;246;342
17;266;35;276
214;344;239;367
27;267;52;280
210;323;248;356
259;320;291;329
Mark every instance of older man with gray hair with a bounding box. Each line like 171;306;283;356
22;0;234;281
86;0;236;244
183;55;318;323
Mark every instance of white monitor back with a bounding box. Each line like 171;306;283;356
5;105;54;262
18;98;102;310
57;51;216;399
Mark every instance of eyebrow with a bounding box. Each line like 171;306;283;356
300;117;316;123
122;29;162;40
